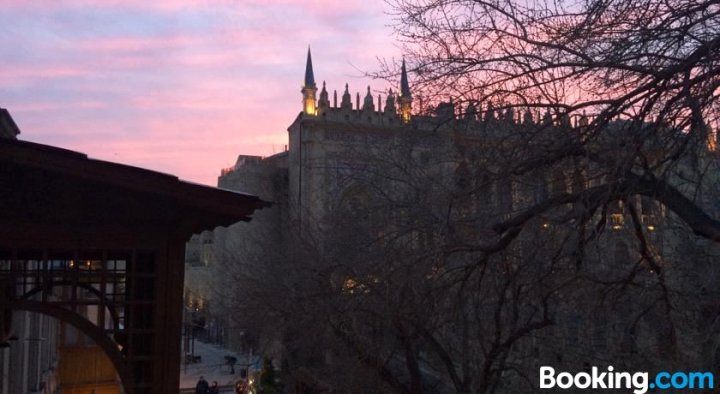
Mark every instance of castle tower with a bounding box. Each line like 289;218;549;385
399;59;412;123
301;47;317;115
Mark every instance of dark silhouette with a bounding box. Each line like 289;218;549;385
195;376;209;394
225;355;237;374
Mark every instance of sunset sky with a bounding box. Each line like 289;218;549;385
1;0;400;185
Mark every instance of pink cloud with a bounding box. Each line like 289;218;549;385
0;65;87;80
64;35;206;53
11;101;107;112
3;0;401;186
3;0;213;11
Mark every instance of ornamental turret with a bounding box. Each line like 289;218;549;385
318;81;329;115
363;86;375;112
385;89;397;116
341;84;352;111
399;59;412;123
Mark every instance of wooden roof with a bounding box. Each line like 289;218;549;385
0;138;269;236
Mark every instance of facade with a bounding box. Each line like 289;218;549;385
185;51;720;392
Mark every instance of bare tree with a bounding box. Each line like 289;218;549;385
193;2;720;391
385;0;720;237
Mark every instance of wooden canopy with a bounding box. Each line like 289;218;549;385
0;137;268;393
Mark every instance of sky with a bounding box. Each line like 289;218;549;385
1;0;400;185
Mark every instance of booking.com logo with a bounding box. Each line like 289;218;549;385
540;366;714;393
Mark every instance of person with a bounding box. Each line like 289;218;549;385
225;355;237;374
195;376;209;394
235;380;248;394
209;381;219;394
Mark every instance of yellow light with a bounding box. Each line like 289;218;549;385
69;260;75;268
612;225;622;231
709;133;717;151
343;278;358;294
304;98;316;116
542;223;549;229
401;108;411;123
647;225;655;231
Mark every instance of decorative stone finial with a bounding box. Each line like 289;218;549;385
363;86;375;112
318;80;329;111
464;101;478;121
341;83;352;110
523;109;534;124
385;89;397;116
485;102;496;121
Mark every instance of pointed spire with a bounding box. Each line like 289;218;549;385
341;83;352;110
333;89;338;108
464;101;478;121
399;58;412;123
363;86;375;112
304;46;316;88
523;108;534;125
542;108;553;125
560;111;571;128
301;46;318;115
504;106;515;123
318;80;329;110
385;88;396;116
485;102;496;121
578;110;589;127
400;58;411;99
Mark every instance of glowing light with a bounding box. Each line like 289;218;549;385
400;102;411;123
709;130;717;151
305;102;316;115
647;225;655;231
343;278;358;294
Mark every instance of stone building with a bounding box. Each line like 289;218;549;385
185;49;720;392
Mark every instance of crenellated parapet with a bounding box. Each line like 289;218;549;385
299;48;693;148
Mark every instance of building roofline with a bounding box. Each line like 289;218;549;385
0;138;271;223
